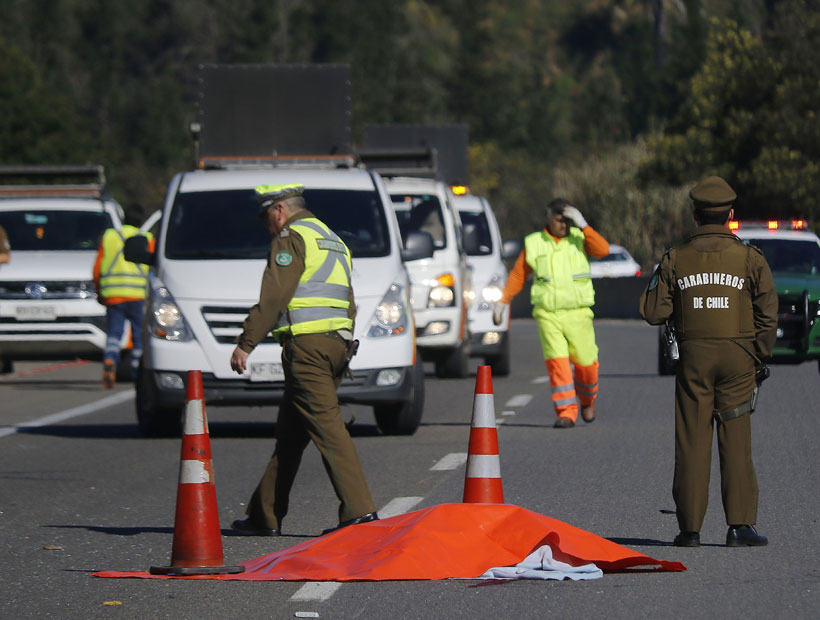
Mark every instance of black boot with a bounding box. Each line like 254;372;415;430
673;531;700;547
726;525;767;547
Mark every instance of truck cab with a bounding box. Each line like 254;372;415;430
384;175;473;378
0;165;124;373
131;164;427;436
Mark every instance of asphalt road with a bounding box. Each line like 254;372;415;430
1;319;818;619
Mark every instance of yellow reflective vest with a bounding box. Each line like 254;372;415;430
525;228;594;311
273;218;354;337
98;225;151;301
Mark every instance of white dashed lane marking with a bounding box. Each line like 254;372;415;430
504;394;533;408
288;496;425;602
531;376;549;384
430;452;468;471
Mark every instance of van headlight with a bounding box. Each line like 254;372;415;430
367;283;410;337
149;277;193;342
477;274;504;310
427;273;456;308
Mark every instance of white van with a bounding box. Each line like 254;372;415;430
0;165;124;374
455;192;516;376
382;176;473;378
128;165;428;437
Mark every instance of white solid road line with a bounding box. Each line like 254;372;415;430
0;389;135;439
504;394;533;408
430;452;468;471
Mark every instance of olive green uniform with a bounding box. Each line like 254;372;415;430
640;224;777;532
237;208;375;530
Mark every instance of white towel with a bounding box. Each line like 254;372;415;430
479;545;603;581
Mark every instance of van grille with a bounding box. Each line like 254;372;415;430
200;305;277;344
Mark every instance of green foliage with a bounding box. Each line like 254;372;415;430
643;1;820;224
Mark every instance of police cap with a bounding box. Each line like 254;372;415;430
255;183;304;213
688;176;736;209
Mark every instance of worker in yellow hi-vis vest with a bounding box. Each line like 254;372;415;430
493;198;609;428
93;209;153;388
229;183;377;537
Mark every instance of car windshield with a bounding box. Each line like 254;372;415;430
0;209;112;251
458;210;493;256
745;238;820;275
390;194;447;249
165;188;391;259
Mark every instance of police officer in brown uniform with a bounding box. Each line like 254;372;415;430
230;183;378;536
640;176;777;547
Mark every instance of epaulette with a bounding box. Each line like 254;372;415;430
279;227;290;238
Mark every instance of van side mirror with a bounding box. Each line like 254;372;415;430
124;235;155;266
401;231;435;262
501;239;522;260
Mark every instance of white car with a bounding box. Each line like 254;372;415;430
455;192;517;376
383;176;473;378
128;165;429;437
589;244;642;278
0;165;125;374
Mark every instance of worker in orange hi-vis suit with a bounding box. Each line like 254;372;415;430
493;198;609;428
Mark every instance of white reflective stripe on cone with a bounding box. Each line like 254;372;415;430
179;459;210;484
465;454;501;479
183;400;207;435
471;394;496;428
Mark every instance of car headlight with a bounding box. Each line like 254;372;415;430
427;273;456;308
477;274;504;310
149;277;193;342
367;283;410;337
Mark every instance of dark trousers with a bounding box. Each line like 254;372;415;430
674;339;759;532
104;300;144;379
246;333;375;529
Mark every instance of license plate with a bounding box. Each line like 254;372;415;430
249;362;285;382
15;305;57;321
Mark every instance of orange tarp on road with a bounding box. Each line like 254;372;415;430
92;503;685;581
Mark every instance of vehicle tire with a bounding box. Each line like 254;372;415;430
374;356;425;436
658;330;678;376
116;349;134;383
485;334;511;377
136;366;182;437
434;338;470;378
0;357;13;374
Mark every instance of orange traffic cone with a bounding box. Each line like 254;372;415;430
462;365;504;504
150;371;244;575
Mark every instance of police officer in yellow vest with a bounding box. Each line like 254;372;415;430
640;176;777;547
230;183;378;536
493;199;610;428
93;210;152;388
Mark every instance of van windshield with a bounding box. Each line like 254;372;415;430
0;209;112;250
458;210;493;256
390;194;447;249
166;188;392;259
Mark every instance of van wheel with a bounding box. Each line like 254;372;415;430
486;335;511;377
136;366;182;437
374;356;425;435
435;339;469;378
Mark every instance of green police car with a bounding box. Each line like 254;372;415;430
734;220;820;372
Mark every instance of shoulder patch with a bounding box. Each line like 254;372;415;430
279;227;290;238
648;271;659;291
274;251;293;266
